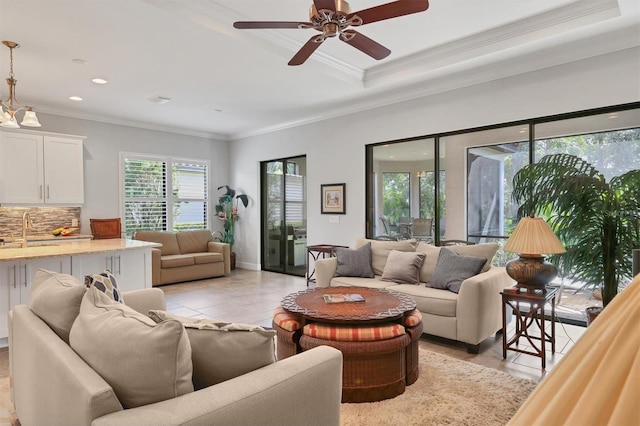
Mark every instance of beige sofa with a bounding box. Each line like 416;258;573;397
315;238;514;353
133;230;230;286
9;285;343;426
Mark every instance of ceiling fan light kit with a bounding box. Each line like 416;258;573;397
0;40;42;128
233;0;429;66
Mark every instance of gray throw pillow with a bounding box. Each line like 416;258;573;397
381;250;426;284
426;247;486;293
148;310;276;390
335;243;375;278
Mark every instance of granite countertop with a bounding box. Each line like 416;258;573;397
0;233;94;243
0;239;161;261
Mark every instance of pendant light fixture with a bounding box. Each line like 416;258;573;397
0;41;41;128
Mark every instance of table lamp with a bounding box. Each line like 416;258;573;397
504;213;566;292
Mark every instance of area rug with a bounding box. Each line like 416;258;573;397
340;350;537;426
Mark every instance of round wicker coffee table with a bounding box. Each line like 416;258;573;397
278;287;422;403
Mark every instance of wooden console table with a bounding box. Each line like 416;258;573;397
502;286;557;369
306;244;348;286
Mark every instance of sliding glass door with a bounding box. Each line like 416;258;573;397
261;156;307;276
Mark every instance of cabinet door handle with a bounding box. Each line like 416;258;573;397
12;264;17;289
23;264;28;287
39;185;43;200
47;185;50;200
116;255;121;275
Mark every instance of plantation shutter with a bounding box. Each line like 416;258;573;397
123;157;168;235
172;161;208;231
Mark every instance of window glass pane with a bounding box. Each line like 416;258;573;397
382;172;410;224
122;156;208;236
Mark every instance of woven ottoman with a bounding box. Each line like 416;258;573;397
273;307;423;402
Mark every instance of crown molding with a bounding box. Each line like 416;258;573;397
364;0;621;88
36;106;231;141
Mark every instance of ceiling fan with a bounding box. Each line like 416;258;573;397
233;0;429;66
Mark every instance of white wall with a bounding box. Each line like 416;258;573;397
19;47;639;271
28;115;230;235
232;47;640;269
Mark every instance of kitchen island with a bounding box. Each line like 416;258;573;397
0;238;160;344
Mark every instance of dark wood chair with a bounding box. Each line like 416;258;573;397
90;218;122;239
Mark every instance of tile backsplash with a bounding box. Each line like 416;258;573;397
0;207;81;238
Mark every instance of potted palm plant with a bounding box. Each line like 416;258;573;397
215;185;249;269
512;154;640;317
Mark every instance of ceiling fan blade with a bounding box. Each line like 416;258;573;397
349;0;429;25
234;21;310;29
288;36;324;66
341;30;390;60
313;0;336;12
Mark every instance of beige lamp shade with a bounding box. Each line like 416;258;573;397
504;215;566;256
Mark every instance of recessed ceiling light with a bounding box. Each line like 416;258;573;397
72;58;87;65
213;109;222;113
91;78;108;85
69;96;83;101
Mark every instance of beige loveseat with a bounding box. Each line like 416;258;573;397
133;230;230;286
315;238;513;353
9;272;343;426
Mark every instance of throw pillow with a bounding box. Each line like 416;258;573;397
449;243;499;273
148;310;276;390
29;269;86;343
69;287;194;408
84;270;124;303
381;250;426;285
426;247;486;293
335;243;374;278
355;238;417;276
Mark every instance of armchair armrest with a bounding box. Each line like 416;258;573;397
315;257;338;288
92;346;343;426
208;241;231;275
122;288;167;315
456;267;514;345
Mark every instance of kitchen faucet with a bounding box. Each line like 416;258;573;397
17;211;33;248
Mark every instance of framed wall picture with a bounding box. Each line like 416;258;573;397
321;183;346;214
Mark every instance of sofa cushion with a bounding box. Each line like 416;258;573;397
381;250;426;285
84;270;124;303
29;269;86;343
135;230;181;256
148;310;276;390
161;254;196;268
355;238;417;276
69;287;194;408
427;248;487;293
391;284;458;317
192;252;223;264
416;243;442;283
176;230;213;254
330;276;396;289
302;323;405;342
416;242;499;282
335;243;374;278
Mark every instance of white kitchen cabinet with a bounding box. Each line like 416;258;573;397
0;130;85;204
72;249;151;293
0;256;71;340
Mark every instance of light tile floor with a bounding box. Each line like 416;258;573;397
162;269;586;383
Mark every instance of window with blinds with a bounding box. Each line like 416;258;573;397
122;154;209;236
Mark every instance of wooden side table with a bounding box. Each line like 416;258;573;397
501;286;557;369
305;244;348;286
